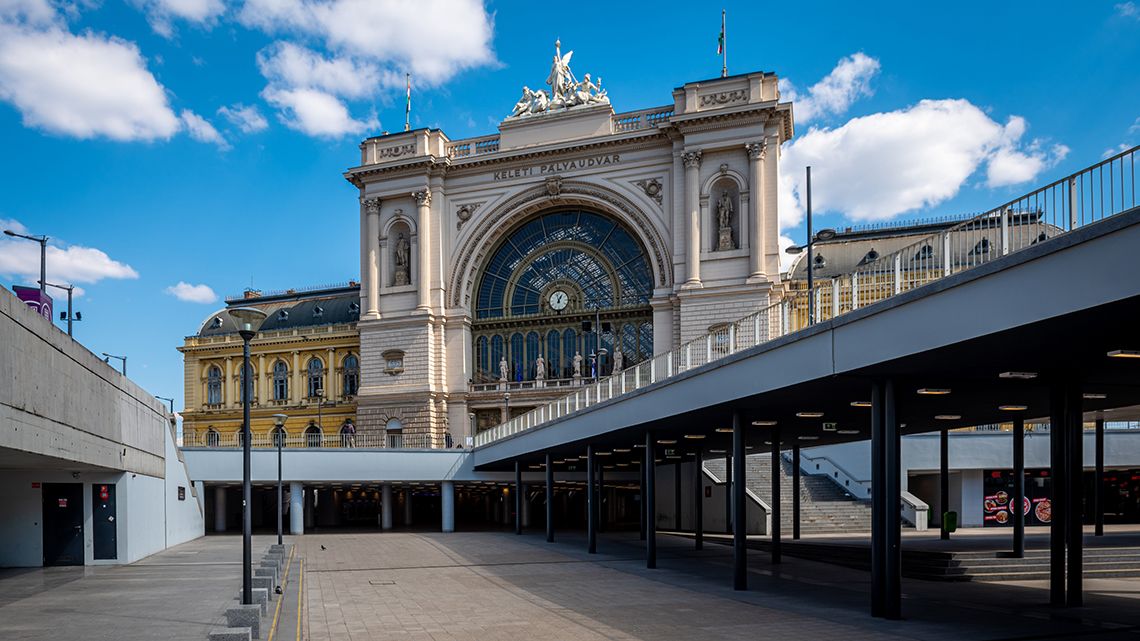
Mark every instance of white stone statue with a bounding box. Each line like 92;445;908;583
499;356;509;381
394;233;411;285
547;40;572;100
535;355;546;380
612;349;623;373
572;351;583;377
716;190;735;251
511;87;534;117
507;40;609;118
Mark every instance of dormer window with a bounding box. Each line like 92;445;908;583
813;253;826;268
969;238;991;256
857;249;879;266
348;302;360;315
313;305;324;319
911;245;934;261
277;310;289;321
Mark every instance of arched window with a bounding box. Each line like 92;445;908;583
621;323;637;366
491;335;505;379
475;336;490;382
386;418;403;448
525;331;540;379
342;354;359;396
639;321;653;362
304;423;322;447
271;426;287;447
562;328;577;378
509;333;524;381
307;358;324;398
273;361;288;401
205;427;220;447
207;366;222;405
546;330;560;379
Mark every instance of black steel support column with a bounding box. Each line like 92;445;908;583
792;444;801;540
1095;417;1105;537
598;464;606;534
771;427;781;565
674;462;682;531
883;379;901;620
1049;385;1067;607
870;380;884;618
1066;385;1083;607
545;453;554;543
1013;418;1025;558
940;428;950;540
646;432;657;569
694;449;704;550
732;411;747;591
639;462;647;541
587;445;597;554
515;461;523;535
725;453;733;534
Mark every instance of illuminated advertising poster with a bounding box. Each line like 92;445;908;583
13;285;53;321
982;468;1052;527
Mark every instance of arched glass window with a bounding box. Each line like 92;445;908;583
304;423;322;447
271;426;287;447
584;332;598;377
207;366;222;405
307;358;324;398
562;328;577;378
621;323;637;366
509;333;524;381
475;211;653;319
525;331;540;379
546;330;560;379
639;321;654;362
386;418;403;448
240;363;254;404
476;336;489;382
343;354;359;396
205;427;220;447
273;361;288;401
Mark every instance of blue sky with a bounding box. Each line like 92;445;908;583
1;0;1138;413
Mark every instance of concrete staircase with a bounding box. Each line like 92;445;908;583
705;454;872;534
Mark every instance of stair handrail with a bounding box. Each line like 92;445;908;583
786;450;871;500
701;461;775;535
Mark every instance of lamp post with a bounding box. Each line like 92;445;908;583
102;353;127;375
315;388;324;432
155;396;175;414
784;167;836;326
227;306;268;606
272;414;288;546
3;228;48;294
504;392;511;422
44;282;80;336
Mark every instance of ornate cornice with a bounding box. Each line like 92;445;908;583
412;189;432;207
361;196;382;214
746;141;767;161
682;150;703;169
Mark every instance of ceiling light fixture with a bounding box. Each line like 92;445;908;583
684;434;706;439
716;427;734;433
798;435;820;441
795;412;824;418
752;420;777;426
837;429;860;435
935;414;962;420
1083;393;1108;400
999;371;1038;380
999;404;1028;411
850;401;872;408
1108;350;1140;358
917;388;952;395
709;448;727;453
657;439;677;444
614;448;631;453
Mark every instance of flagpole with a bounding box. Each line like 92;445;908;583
721;9;727;78
405;72;411;132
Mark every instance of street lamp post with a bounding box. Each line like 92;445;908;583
504;392;511;422
155;396;175;414
228;306;267;606
102;353;127;376
44;282;80;336
3;229;48;295
315;388;324;431
272;414;288;546
784;166;836;326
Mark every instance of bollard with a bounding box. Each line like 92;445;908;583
207;628;251;641
225;605;262;639
251;575;274;597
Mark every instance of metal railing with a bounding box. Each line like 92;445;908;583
181;432;445;449
473;146;1138;448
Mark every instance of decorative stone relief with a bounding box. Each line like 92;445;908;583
412;190;432;207
361;197;381;214
682;150;703;168
633;177;663;206
544;175;563;197
746;141;767;160
378;143;416;159
699;89;748;108
455;201;485;229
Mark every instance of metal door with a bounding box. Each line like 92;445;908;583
93;484;117;559
42;483;84;566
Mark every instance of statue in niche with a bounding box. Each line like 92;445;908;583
572;351;583;377
716;189;736;251
394;233;410;286
499;356;509;382
612;349;624;373
535;355;546;381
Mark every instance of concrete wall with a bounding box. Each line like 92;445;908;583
164;421;205;548
0;286;166;476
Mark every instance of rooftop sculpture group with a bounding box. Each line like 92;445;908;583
509;40;609;118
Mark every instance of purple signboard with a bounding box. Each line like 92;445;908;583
13;285;53;321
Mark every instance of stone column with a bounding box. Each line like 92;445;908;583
214;486;227;532
682;150;703;287
404;490;413;526
224;356;234;408
762;134;781;279
413;189;432;311
441;481;455;533
521;484;531;528
257;354;266;405
289;482;304;535
291;351;301;404
363;197;382;318
327;348;336;399
381;484;394;530
746;141;767;281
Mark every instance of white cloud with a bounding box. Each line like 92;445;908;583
129;0;225;37
0;23;181;141
257;41;394;99
165;281;217;303
218;103;268;133
0;218;140;287
180;109;229;148
779;52;880;124
1117;2;1139;19
0;0;58;26
1130;117;1140;134
263;86;376;137
778;99;1067;225
239;0;495;86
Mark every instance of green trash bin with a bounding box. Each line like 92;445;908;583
942;511;958;533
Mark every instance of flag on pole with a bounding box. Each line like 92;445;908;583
717;10;725;55
404;73;411;132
